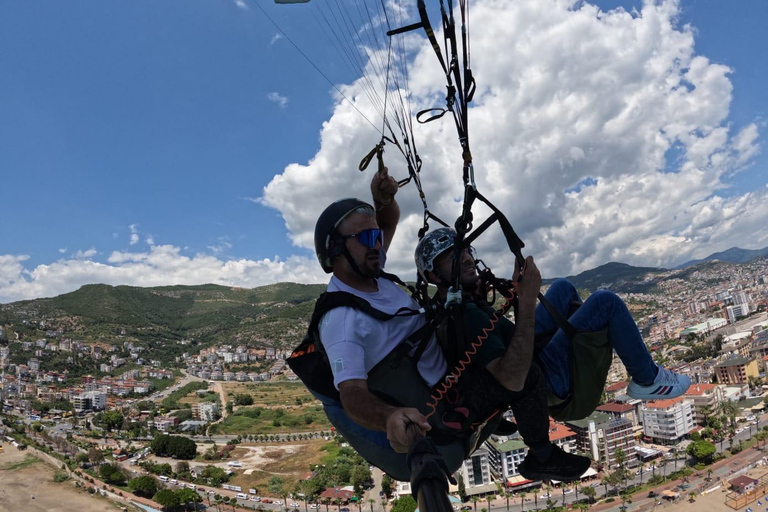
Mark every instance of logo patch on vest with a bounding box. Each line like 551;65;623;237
332;358;344;373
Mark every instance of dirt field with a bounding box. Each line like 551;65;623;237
221;381;318;409
0;446;120;512
225;439;333;492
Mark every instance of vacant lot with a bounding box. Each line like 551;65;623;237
226;439;336;493
0;447;120;512
221;381;319;409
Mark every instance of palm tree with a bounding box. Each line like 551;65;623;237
706;468;713;482
503;490;511;511
519;491;527;512
471;495;479;511
638;461;646;484
602;476;610;496
581;486;596;505
368;498;375;512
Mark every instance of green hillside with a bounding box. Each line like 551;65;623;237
0;282;326;363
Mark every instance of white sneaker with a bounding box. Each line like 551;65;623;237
626;365;691;400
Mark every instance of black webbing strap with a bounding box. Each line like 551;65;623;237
537;294;579;340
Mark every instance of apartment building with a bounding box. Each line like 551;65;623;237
596;401;641;427
683;383;724;425
566;412;637;469
727;304;751;323
72;391;107;412
192;402;219;422
485;435;528;483
641;397;694;445
714;357;759;385
457;445;497;496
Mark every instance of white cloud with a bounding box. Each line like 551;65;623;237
260;0;763;280
129;224;139;246
146;235;155;246
267;92;289;109
270;33;283;46
58;248;67;254
0;246;326;303
1;0;765;303
233;0;247;10
207;237;233;255
73;248;97;259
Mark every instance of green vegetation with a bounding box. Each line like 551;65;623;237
211;404;330;434
99;463;127;485
129;475;160;498
53;471;70;483
0;455;40;471
161;381;209;410
150;434;198;460
234;393;254;406
0;282;326;363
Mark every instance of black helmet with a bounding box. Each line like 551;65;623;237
314;198;374;273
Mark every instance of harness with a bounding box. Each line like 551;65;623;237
286;272;501;450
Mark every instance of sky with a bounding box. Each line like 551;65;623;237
0;0;766;303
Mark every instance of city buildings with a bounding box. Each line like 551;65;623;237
640;397;694;444
565;412;637;469
714;357;759;385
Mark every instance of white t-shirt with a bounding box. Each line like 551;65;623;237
318;275;447;390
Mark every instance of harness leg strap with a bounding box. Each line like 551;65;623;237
407;437;457;498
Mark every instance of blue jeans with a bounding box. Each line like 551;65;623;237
535;279;658;399
314;392;467;482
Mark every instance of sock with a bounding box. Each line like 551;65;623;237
530;443;553;463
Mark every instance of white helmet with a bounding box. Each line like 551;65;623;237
414;228;457;280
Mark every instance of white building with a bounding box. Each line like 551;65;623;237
641;397;694;445
192;402;219;422
727;304;751;324
457;445;496;496
72;391;107;412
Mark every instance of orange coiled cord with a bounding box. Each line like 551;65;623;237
424;284;517;419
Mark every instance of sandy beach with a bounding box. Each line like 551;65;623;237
0;444;120;512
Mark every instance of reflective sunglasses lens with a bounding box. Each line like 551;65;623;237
360;229;383;248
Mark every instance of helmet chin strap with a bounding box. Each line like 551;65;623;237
342;245;376;283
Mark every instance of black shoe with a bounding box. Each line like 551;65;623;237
517;445;591;482
493;419;518;436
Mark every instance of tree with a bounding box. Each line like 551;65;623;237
581;486;596;504
102;410;125;432
129;475;159;497
75;452;89;465
88;447;104;464
457;473;467;503
151;434;197;460
390;495;417;512
226;401;234;414
154;489;181;511
687;440;716;464
234;393;254;406
201;465;230;486
99;463;126;485
177;487;202;511
381;474;394;499
176;461;191;477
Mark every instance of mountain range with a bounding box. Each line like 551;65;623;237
0;247;764;359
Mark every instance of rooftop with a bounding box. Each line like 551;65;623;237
644;396;686;409
684;384;718;396
715;356;754;368
606;381;629;392
596;402;635;413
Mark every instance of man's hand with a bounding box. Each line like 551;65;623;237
371;166;398;207
513;256;542;309
385;407;431;453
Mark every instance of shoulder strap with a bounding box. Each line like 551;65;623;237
537;294;578;340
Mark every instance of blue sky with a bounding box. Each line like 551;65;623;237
1;0;766;302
